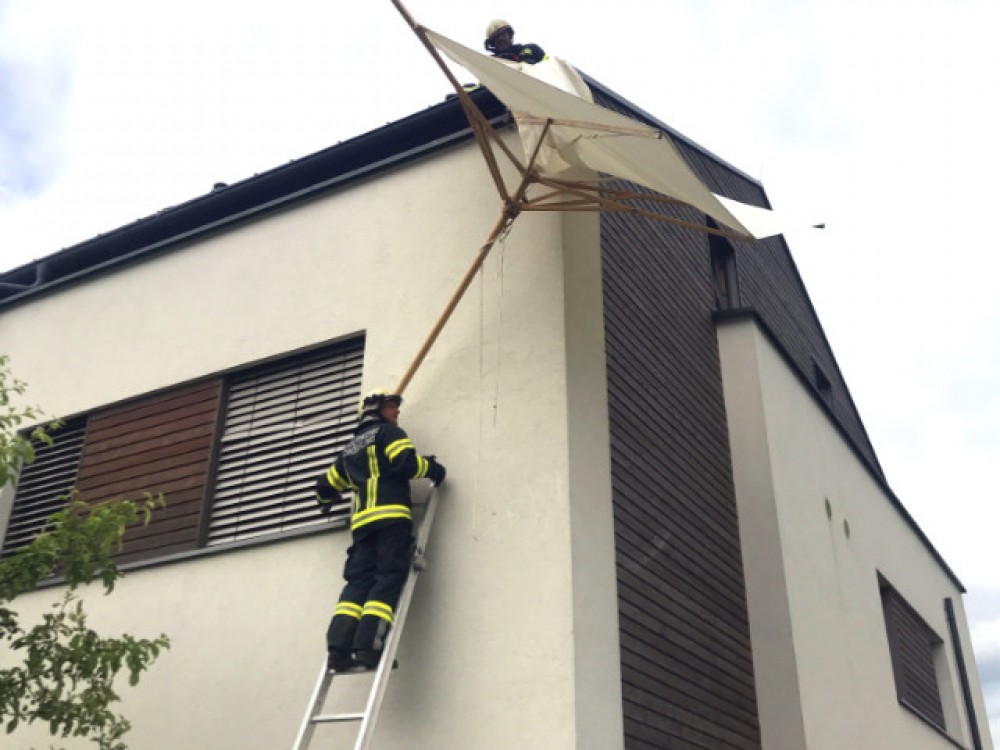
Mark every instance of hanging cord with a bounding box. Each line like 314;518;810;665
474;252;486;542
473;230;510;540
492;236;506;428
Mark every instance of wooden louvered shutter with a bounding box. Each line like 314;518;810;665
1;416;87;556
74;381;223;562
207;339;363;545
880;581;946;730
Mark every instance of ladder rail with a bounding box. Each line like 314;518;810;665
292;485;439;750
292;661;337;749
352;487;438;750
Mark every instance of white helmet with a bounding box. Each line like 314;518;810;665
485;19;513;42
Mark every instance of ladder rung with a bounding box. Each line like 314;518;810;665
311;712;365;724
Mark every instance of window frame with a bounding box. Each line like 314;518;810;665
878;575;951;734
1;415;87;558
1;337;365;564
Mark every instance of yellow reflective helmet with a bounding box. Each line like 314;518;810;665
357;389;402;419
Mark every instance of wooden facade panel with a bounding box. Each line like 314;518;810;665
605;342;737;463
622;682;760;750
75;466;210;502
77;446;213;487
621;584;754;688
75;379;223;560
118;534;205;564
79;412;219;455
600;196;761;748
616;537;754;634
612;496;745;590
596;89;761;747
620;641;758;727
78;427;215;468
621;643;758;732
123;506;203;541
617;571;756;684
86;382;221;431
608;419;740;539
613;494;747;599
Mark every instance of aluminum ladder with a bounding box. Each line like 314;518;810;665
291;487;439;750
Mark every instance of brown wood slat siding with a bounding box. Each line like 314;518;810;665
599;185;760;748
74;380;222;562
591;89;913;747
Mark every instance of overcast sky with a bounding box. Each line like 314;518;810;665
2;0;998;738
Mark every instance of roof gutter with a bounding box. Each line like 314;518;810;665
0;92;510;312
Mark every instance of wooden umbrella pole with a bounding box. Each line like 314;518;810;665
394;207;513;396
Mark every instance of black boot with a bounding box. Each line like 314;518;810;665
327;649;355;672
352;649;382;670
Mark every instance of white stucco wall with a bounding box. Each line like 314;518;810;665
1;138;622;749
717;319;993;750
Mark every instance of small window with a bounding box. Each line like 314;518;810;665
708;229;740;310
879;576;947;731
1;416;87;557
205;339;364;545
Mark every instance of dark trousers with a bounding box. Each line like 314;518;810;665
327;520;414;655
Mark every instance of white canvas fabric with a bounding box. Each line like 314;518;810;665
713;196;823;240
426;28;754;238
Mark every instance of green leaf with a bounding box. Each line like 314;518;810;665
0;357;170;749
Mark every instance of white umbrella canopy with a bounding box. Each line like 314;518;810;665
425;28;755;238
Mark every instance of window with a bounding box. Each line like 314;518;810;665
0;337;364;561
708;229;740;310
1;416;87;557
879;576;947;731
207;341;363;545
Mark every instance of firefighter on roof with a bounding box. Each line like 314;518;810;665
484;19;547;64
316;389;446;671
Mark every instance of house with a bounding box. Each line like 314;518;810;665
0;78;993;749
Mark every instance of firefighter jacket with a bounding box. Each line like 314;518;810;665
315;417;441;533
493;42;547;64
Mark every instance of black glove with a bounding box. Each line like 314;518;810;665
426;457;446;487
316;493;341;516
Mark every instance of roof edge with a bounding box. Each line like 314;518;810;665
581;72;764;192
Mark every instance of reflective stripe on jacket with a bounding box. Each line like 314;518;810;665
315;418;431;532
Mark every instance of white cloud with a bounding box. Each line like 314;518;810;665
0;0;79;202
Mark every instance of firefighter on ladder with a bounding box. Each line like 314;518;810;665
316;389;446;671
